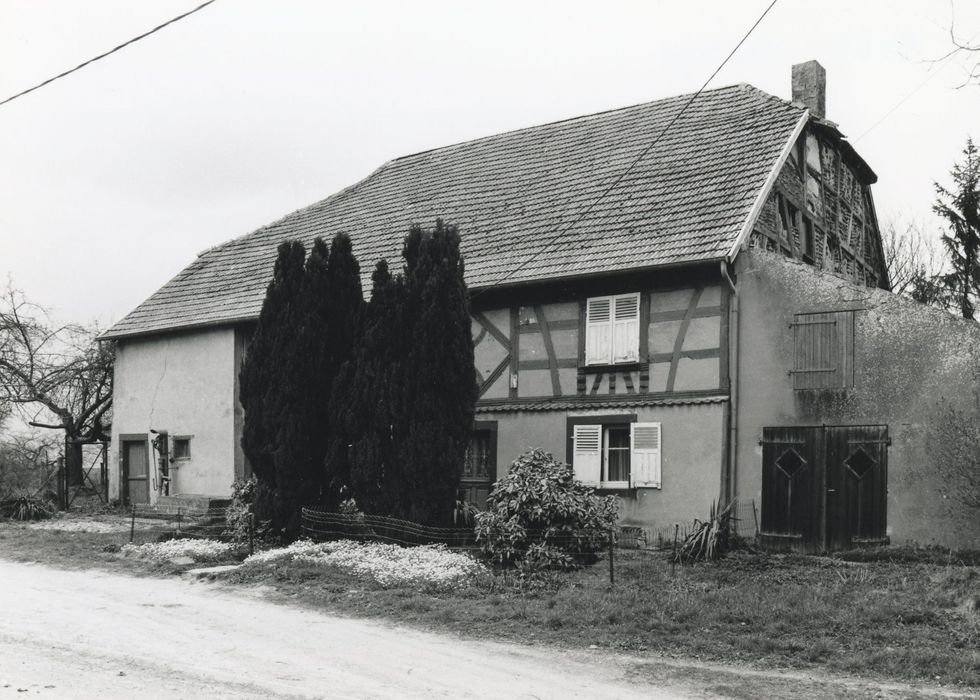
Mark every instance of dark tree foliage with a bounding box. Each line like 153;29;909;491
239;240;308;536
313;233;362;503
329;221;477;526
918;139;980;319
396;221;478;525
328;261;407;514
242;234;364;536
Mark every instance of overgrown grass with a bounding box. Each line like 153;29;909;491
2;520;978;689
226;547;980;689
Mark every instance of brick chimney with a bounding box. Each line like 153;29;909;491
792;60;826;119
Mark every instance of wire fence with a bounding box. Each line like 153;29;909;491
127;503;251;552
301;501;759;587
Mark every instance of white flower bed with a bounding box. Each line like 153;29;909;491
121;538;236;563
245;539;484;590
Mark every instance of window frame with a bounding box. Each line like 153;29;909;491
171;435;193;462
566;414;637;490
583;292;642;367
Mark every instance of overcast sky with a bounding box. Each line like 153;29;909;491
1;0;978;328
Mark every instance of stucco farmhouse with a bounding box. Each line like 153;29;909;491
103;61;980;550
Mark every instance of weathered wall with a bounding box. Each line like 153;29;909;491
110;327;237;503
749;124;886;290
483;401;725;537
735;249;980;549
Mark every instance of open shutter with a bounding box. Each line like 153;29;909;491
630;422;661;488
612;293;640;363
585;297;612;365
573;425;601;486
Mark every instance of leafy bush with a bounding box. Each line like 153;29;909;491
474;448;618;568
224;477;268;543
672;500;736;564
2;495;54;521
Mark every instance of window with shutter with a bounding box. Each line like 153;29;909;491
612;293;640;362
573;425;602;486
790;310;855;389
630;422;661;488
585;297;612;365
585;293;640;365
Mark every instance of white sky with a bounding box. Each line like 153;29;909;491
1;0;978;328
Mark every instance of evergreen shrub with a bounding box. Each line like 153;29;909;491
474;448;619;568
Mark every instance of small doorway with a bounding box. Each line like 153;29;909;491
760;425;888;551
458;421;497;511
120;435;150;506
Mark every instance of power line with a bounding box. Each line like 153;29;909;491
0;0;218;109
471;0;780;299
853;27;980;144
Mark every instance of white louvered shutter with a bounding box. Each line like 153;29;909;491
585;297;612;365
612;293;640;363
573;425;602;486
630;422;661;488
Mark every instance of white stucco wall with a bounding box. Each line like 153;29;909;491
110;327;237;504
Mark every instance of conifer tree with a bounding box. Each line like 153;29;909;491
328;260;407;513
932;138;980;320
316;233;362;502
239;240;308;534
396;221;478;525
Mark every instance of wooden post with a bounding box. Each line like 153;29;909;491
56;456;66;510
130;503;136;543
752;500;760;537
671;523;679;576
176;507;182;536
248;509;254;556
608;529;615;587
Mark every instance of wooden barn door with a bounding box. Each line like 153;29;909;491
760;426;822;550
761;425;888;551
825;425;888;549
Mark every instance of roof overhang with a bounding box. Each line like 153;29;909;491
726;110;810;263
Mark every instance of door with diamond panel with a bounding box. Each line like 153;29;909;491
825;425;888;549
760;426;821;549
760;425;888;551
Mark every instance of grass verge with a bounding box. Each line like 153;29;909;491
2;519;978;690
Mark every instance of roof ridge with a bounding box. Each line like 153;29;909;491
390;82;753;164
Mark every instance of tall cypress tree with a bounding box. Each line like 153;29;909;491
317;233;363;502
397;220;478;525
239;240;308;534
328;260;407;513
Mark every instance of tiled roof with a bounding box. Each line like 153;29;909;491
104;84;805;339
474;394;728;413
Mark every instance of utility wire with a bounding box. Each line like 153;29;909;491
0;0;218;108
853;27;980;144
471;0;780;299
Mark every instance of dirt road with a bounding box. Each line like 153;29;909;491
0;560;965;699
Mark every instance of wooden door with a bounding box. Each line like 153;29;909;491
761;425;888;551
458;424;496;510
760;426;822;550
122;439;150;505
825;425;888;549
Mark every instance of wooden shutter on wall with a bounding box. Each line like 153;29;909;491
790;310;855;389
573;424;601;486
630;422;661;488
585;297;612;365
612;293;640;363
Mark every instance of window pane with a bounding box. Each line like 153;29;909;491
604;426;630;483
